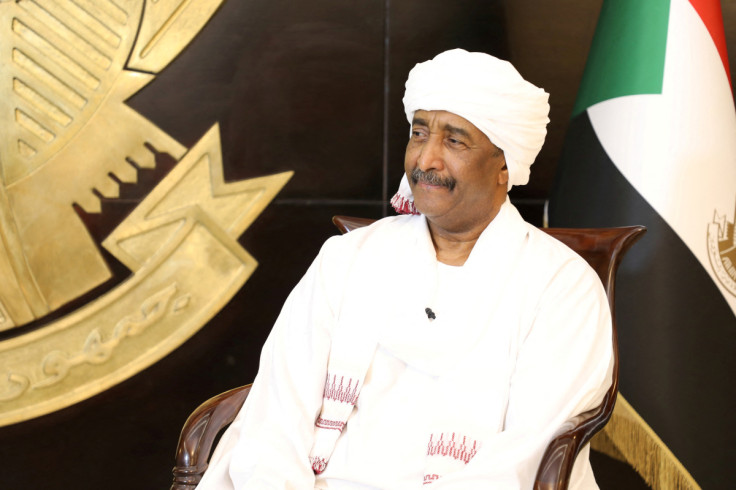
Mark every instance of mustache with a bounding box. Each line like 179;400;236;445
410;168;456;190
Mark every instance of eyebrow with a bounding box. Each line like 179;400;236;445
443;124;471;140
411;118;473;140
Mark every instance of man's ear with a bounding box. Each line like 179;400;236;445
497;164;509;186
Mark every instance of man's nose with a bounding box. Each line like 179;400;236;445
416;138;444;171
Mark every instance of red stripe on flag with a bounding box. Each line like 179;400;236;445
688;0;732;91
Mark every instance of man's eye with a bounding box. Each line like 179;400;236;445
447;138;465;146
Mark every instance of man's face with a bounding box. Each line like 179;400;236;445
404;110;508;231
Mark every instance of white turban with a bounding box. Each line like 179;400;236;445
391;48;550;215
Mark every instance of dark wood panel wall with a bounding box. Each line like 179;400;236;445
1;1;734;489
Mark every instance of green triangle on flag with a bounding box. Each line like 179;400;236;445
572;0;670;117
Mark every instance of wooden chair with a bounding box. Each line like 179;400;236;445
171;216;645;490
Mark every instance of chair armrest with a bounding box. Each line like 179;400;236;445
533;389;617;490
171;384;252;490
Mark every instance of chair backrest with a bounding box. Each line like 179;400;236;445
171;385;251;490
171;217;645;490
333;215;646;490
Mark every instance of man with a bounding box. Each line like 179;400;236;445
198;49;612;489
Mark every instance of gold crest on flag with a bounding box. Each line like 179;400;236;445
707;197;736;297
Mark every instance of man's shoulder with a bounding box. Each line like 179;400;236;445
313;214;420;289
521;223;602;288
525;223;590;264
347;214;418;235
324;214;419;251
512;225;608;328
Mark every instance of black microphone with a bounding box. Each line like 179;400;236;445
425;307;436;320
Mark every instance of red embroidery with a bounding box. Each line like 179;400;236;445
390;193;419;215
315;417;345;432
322;373;360;404
310;456;328;474
423;474;441;485
310;373;362;477
426;433;479;464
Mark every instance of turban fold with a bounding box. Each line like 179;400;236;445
392;49;550;215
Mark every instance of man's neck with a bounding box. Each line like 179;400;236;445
427;206;502;266
429;229;480;266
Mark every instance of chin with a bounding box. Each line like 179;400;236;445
414;203;450;219
412;192;450;214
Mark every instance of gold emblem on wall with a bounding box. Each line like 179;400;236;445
0;0;291;425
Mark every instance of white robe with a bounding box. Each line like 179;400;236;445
198;200;613;489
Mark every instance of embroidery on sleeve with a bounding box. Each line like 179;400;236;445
426;432;480;464
322;373;360;404
310;456;328;474
423;474;441;485
423;432;482;485
315;417;346;432
309;372;364;476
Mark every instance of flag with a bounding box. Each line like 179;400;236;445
550;0;735;488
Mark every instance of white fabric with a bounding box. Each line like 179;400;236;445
198;200;612;489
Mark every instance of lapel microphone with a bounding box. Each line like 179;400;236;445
425;307;436;320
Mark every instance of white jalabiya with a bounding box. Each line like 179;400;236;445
198;199;613;489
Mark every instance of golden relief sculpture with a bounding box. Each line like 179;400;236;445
0;0;291;425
